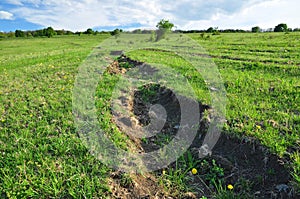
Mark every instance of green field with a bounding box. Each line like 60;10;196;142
0;33;299;198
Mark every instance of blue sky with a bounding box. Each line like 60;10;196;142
0;0;299;32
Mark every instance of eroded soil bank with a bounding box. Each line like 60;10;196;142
107;54;297;199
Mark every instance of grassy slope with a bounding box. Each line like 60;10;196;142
129;32;299;155
0;35;112;198
0;33;299;198
189;32;299;161
128;32;300;188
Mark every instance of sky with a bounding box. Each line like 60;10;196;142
0;0;299;32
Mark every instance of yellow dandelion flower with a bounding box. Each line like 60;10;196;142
191;168;197;175
61;87;65;91
227;184;234;190
256;125;261;129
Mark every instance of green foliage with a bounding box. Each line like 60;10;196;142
156;19;175;30
44;26;56;38
274;23;288;32
119;173;133;187
138;84;160;102
293;28;300;32
110;28;122;37
206;27;214;33
200;159;224;185
0;32;5;38
158;163;191;196
251;26;261;33
155;19;174;41
132;29;142;34
2;28;77;38
85;28;94;35
207;27;220;35
15;30;25;37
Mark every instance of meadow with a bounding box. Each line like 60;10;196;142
0;32;299;198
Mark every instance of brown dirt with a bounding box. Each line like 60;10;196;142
108;171;168;199
107;60;127;74
107;55;298;199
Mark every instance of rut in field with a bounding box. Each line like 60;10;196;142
107;54;296;199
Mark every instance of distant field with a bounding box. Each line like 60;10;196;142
0;33;299;198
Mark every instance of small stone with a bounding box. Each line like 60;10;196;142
276;184;289;192
183;192;197;199
174;125;180;129
254;191;261;195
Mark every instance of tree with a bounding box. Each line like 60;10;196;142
251;26;261;33
293;28;300;32
155;19;174;41
44;27;56;38
206;27;214;33
111;28;121;38
0;32;5;38
15;30;25;37
206;27;220;35
132;29;142;34
274;23;288;32
85;28;94;35
75;31;82;36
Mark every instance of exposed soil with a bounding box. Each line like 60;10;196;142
107;55;298;199
211;135;293;198
108;171;168;199
132;83;210;154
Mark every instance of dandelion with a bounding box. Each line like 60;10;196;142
256;125;261;130
191;168;197;175
227;184;234;190
61;87;65;91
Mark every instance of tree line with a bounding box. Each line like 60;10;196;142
1;22;299;39
0;27;113;38
178;24;299;34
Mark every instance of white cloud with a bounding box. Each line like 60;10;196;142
240;0;300;29
5;0;23;5
10;0;167;30
0;11;14;20
3;0;300;31
181;0;300;30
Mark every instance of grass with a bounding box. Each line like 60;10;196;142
124;32;300;197
189;34;299;187
0;32;299;198
128;33;299;157
0;35;113;198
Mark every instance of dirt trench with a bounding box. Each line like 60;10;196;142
106;54;297;199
